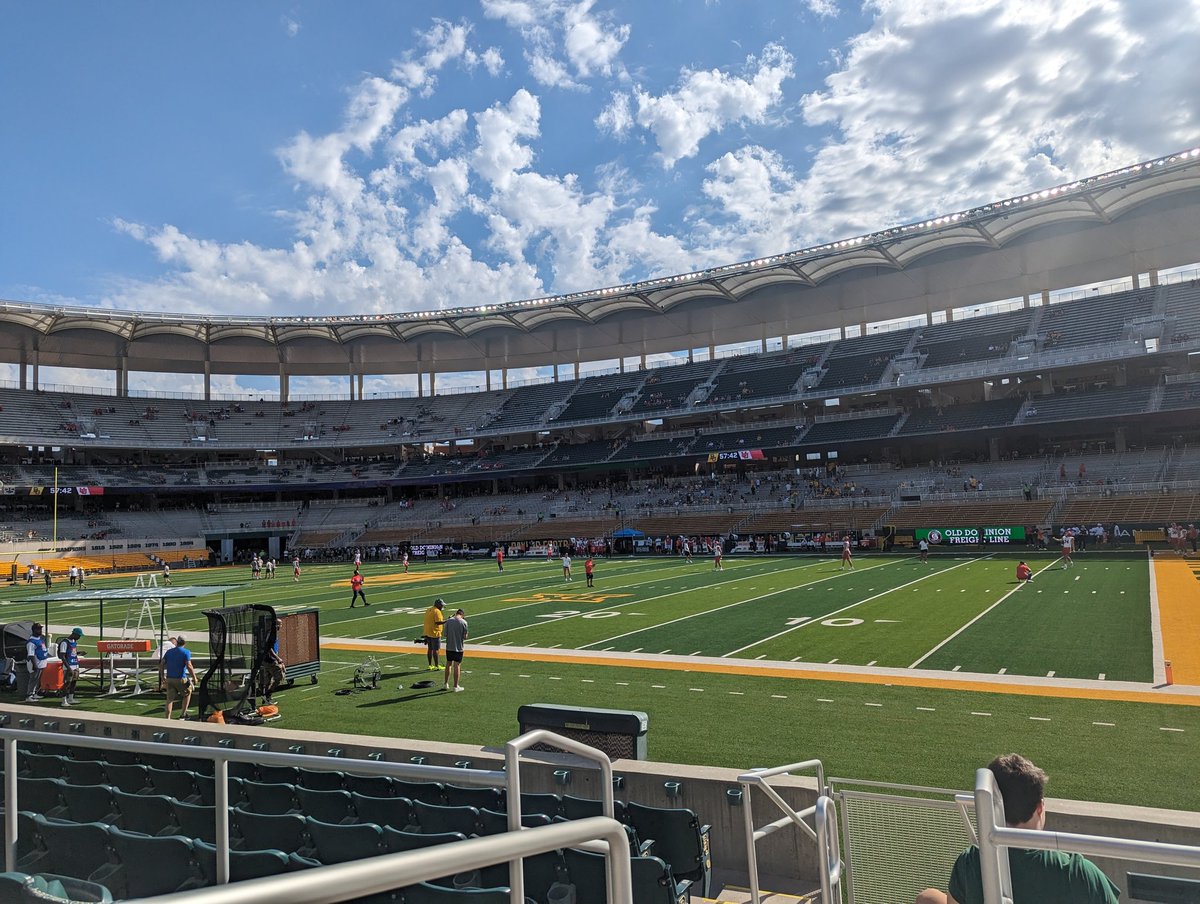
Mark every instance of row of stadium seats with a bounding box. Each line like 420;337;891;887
13;746;711;900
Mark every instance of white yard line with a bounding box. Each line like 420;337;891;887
724;556;984;658
471;560;824;644
908;557;1051;668
573;559;841;650
1149;554;1167;686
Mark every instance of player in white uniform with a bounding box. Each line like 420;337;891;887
840;536;854;570
1058;532;1075;569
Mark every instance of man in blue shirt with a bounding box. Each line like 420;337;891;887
57;627;84;707
158;636;198;720
24;623;49;702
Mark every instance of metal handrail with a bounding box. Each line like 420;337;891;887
814;796;842;902
127;816;631;904
736;759;827;904
974;768;1200;904
504;729;616;904
3;724;612;904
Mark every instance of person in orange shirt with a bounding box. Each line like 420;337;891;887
349;571;369;608
584;556;595;587
1016;561;1033;583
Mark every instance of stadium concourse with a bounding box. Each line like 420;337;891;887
4;152;1200;900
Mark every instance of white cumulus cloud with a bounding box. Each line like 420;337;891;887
482;0;630;88
620;43;795;167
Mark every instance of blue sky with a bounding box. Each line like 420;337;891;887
1;1;1199;394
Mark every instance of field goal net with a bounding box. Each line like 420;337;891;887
197;604;277;721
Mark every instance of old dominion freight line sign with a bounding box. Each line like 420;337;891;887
915;526;1026;544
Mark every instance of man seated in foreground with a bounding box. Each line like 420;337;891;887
916;754;1119;904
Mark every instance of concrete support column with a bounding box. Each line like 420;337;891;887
1022;294;1031;309
486;370;492;392
1132;272;1141;289
502;369;509;390
1149;268;1160;287
204;362;211;401
640;353;646;370
572;361;578;380
280;370;289;405
945;307;954;322
1115;427;1127;453
988;437;1000;461
1041;290;1051;306
687;349;694;364
357;373;364;399
18;350;26;390
761;338;767;354
32;351;39;392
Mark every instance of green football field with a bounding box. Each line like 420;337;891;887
4;551;1192;809
4;552;1153;681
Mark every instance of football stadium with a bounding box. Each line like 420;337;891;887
6;147;1200;901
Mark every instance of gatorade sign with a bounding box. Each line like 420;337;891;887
916;526;1025;545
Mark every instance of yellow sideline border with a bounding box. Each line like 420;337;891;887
1156;558;1200;685
321;641;1200;708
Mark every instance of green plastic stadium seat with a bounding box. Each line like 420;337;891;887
344;773;395;798
22;815;120;888
477;850;566;903
412;800;480;837
255;764;302;785
61;760;107;787
14;812;46;871
304;817;383;865
107;828;204;898
239;780;298;815
565;848;693;904
137;753;182;772
96;748;140;767
58;784;118;825
624;802;711;897
102;763;151;795
477;808;551;835
170;799;219;845
443;784;504;810
294;787;356;825
520;793;564;820
402;881;511;904
18;753;65;781
192;839;292;884
146;767;200;802
17;779;66;817
232;808;309;856
561;795;625;822
379;828;466;855
111;790;176;836
393;780;447;806
298;769;346;792
349;792;416;831
0;870;115;904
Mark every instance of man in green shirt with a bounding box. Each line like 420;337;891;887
917;754;1120;904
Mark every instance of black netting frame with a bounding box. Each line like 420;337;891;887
197;604;277;719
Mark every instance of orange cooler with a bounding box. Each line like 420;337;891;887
39;660;64;692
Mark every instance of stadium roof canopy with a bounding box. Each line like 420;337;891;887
3;148;1200;380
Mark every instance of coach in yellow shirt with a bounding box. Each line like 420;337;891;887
422;598;446;672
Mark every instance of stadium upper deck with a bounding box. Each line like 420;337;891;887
2;149;1200;388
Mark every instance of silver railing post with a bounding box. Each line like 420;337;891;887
814;796;842;903
213;756;231;885
736;759;827;904
975;768;1015;904
504;729;615;904
4;737;17;871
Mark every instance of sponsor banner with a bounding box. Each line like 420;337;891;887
707;449;766;463
916;526;1026;545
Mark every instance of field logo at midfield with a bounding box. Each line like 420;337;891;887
502;592;631;604
329;570;456;587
